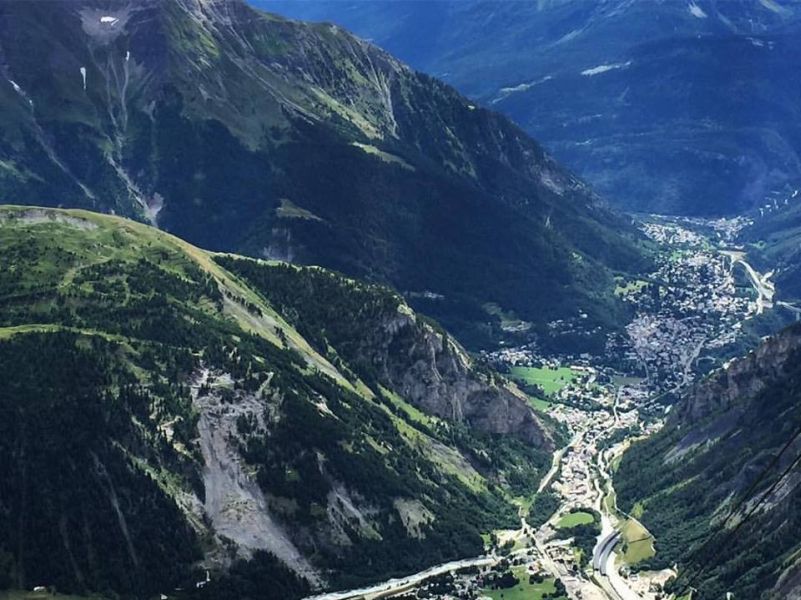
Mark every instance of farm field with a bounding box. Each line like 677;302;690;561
556;511;595;529
482;569;564;600
620;518;655;565
510;366;577;396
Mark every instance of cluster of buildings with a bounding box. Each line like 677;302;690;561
623;218;758;397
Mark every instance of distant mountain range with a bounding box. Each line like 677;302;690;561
0;205;560;598
615;322;801;599
0;0;649;350
259;0;801;216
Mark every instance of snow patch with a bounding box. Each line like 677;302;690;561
80;8;130;44
581;61;632;76
688;2;707;18
759;0;791;15
8;79;33;107
492;76;552;104
556;29;582;44
747;37;773;49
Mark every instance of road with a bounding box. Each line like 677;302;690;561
593;525;621;575
673;335;705;393
539;430;583;493
590;441;652;600
778;300;801;320
303;399;649;600
722;250;775;314
301;224;769;600
302;555;497;600
604;549;643;600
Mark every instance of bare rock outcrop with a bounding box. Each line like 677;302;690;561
674;323;801;425
359;306;554;449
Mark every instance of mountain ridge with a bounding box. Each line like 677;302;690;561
0;0;649;350
0;204;560;598
258;0;801;216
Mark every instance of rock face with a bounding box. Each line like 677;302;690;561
614;322;801;600
0;0;648;349
371;308;552;447
190;369;321;585
215;257;556;449
674;324;801;424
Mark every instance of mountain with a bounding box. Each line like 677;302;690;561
614;323;801;599
258;0;801;216
0;205;562;598
0;0;649;350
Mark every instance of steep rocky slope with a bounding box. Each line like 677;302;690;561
0;0;648;349
263;0;801;215
0;206;559;598
615;323;801;599
215;257;550;444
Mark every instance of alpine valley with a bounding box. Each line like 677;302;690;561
3;2;801;600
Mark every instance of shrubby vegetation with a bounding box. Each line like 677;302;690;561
217;255;558;585
0;332;202;597
187;551;310;600
526;492;561;529
219;255;556;498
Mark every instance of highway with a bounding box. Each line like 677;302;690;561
593;527;621;575
722;250;775;314
590;444;647;600
539;429;583;493
304;394;651;600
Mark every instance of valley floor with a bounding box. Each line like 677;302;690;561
6;215;780;600
299;214;786;600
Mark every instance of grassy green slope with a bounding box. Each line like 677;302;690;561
0;206;556;598
742;204;801;303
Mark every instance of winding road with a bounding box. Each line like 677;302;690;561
722;250;775;314
539;429;583;493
